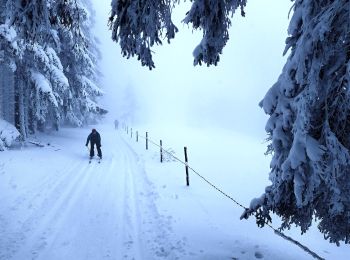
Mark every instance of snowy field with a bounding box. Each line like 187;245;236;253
1;123;349;259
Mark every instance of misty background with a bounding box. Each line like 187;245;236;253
93;0;293;140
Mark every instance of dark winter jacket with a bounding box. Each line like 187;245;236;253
86;130;101;146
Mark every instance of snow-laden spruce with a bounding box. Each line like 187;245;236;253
0;0;104;145
108;0;246;69
241;0;350;245
109;0;178;70
183;0;246;66
55;0;105;126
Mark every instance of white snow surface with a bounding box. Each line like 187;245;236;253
0;119;20;151
1;123;349;259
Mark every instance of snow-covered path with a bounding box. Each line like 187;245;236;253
1;125;350;260
0;126;179;260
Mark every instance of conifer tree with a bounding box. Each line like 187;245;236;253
0;0;104;145
241;0;350;245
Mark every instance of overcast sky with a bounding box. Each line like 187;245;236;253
92;0;293;139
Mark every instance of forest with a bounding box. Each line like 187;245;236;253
0;0;105;150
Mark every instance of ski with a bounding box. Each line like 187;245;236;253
88;158;101;164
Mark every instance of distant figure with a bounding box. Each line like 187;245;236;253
114;119;119;130
86;129;102;159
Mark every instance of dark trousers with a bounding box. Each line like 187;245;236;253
90;143;102;158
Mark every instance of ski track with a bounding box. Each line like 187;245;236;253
0;130;183;260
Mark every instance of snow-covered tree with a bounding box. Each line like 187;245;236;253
55;0;105;126
108;0;246;69
0;0;104;145
1;2;50;136
183;0;246;66
0;21;17;127
108;0;179;69
109;0;350;244
241;0;350;245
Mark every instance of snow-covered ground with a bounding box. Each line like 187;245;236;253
1;123;349;259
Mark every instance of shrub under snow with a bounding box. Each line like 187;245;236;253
0;119;20;151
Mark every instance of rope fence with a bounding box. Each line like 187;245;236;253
120;125;325;260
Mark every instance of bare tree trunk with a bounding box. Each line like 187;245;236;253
0;63;15;124
14;71;28;139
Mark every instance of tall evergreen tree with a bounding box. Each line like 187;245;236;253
0;0;104;147
0;7;17;126
55;0;105;127
241;0;350;245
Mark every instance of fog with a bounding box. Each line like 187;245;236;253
93;0;293;140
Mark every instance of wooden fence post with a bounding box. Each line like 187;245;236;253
160;140;163;163
146;132;148;150
127;126;129;134
184;146;189;186
131;128;133;138
136;131;138;142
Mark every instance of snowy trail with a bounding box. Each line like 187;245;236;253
2;126;349;259
0;126;180;260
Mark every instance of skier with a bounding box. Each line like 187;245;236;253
86;129;102;160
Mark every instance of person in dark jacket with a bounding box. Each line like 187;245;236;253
86;129;102;159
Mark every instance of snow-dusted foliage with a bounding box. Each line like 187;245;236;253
241;0;350;245
0;23;18;54
109;0;178;69
0;119;20;151
57;0;106;126
183;0;246;66
108;0;246;69
0;0;104;143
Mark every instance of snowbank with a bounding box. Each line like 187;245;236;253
0;119;20;151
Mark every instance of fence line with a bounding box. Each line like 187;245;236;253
122;126;325;260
